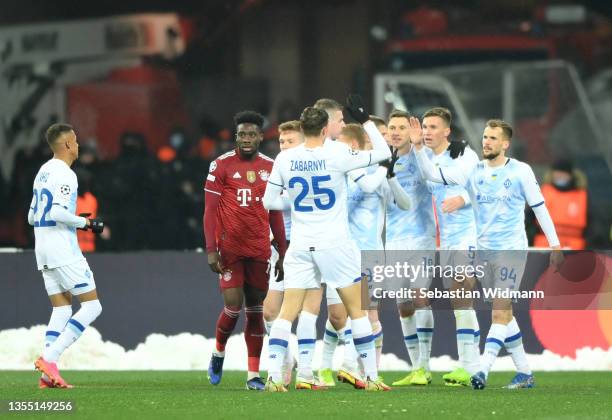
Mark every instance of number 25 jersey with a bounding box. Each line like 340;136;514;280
268;140;377;251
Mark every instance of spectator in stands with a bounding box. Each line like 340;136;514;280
534;160;588;249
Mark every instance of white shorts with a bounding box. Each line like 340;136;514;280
268;246;284;292
383;246;435;304
385;237;435;251
42;259;96;296
326;285;342;306
284;242;362;293
477;250;528;297
440;241;477;289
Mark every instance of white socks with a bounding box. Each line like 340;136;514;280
340;319;359;372
415;307;434;370
505;317;531;375
44;305;72;350
400;315;420;369
296;311;317;379
371;321;383;369
481;323;507;377
43;300;102;363
321;319;338;370
454;309;480;375
350;316;377;380
268;318;291;383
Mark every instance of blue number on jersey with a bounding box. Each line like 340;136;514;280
33;188;57;227
500;267;516;282
288;175;336;212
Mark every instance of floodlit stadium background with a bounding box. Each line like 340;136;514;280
1;0;611;370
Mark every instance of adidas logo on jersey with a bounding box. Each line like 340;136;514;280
233;172;241;179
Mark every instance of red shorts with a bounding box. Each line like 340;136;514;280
218;249;270;291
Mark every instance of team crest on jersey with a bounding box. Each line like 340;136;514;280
222;270;232;281
246;171;257;183
504;178;512;188
209;161;217;172
478;178;484;185
258;169;270;181
60;185;71;195
407;163;416;174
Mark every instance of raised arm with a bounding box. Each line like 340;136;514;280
336;95;391;172
350;166;387;194
409;117;470;186
387;177;411;210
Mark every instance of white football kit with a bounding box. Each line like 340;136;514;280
428;147;479;279
263;121;391;292
28;159;96;296
415;148;560;291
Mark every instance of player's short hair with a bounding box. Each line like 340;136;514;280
341;124;368;150
388;109;411;122
313;98;343;116
369;115;386;128
300;107;328;137
278;120;301;133
422;107;452;127
486;119;513;140
45;123;74;146
233;110;264;131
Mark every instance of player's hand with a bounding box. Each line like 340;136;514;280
407;117;423;148
550;247;564;273
88;218;105;234
448;139;467;159
275;257;284;282
345;94;369;124
208;251;223;274
77;213;104;234
441;196;465;213
379;147;399;178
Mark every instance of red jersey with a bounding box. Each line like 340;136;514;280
204;149;274;259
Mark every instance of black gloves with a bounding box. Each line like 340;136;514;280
448;139;467;159
379;147;399;178
78;213;105;234
345;94;369;124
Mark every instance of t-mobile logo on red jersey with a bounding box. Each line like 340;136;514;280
237;188;252;207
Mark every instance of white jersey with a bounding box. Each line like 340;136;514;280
417;151;546;250
429;147;478;248
282;208;292;241
347;165;387;250
267;140;380;251
385;147;436;245
30;159;84;270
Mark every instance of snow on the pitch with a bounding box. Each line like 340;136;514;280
1;325;611;371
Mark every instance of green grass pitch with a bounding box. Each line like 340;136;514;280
2;371;611;419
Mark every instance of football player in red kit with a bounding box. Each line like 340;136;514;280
204;111;287;390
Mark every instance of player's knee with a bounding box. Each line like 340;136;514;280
328;307;347;330
491;309;512;325
81;299;102;321
263;306;279;322
398;304;415;318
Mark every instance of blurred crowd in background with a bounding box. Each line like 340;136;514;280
0;0;610;251
1;124;287;251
